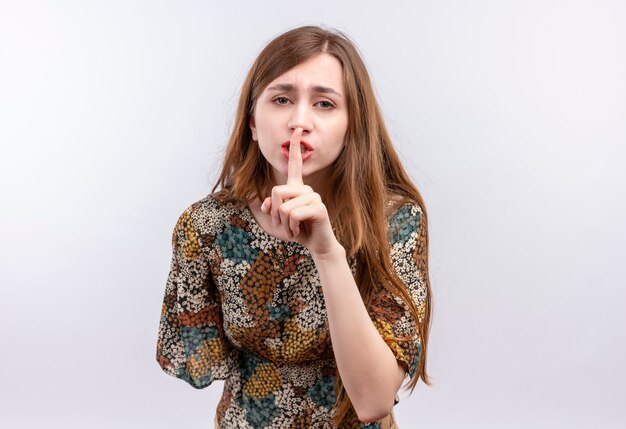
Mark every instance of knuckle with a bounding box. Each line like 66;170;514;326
271;187;283;198
278;205;289;217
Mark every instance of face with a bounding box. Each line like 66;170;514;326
250;53;349;190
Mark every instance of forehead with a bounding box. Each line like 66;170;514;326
264;53;344;93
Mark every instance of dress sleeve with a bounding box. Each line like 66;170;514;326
156;206;237;388
369;202;428;381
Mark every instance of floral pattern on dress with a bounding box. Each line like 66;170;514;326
157;192;427;428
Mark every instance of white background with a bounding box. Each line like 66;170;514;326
1;1;625;428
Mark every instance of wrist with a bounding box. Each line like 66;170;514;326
311;241;346;264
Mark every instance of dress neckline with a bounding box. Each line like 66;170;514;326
241;201;307;251
239;199;357;270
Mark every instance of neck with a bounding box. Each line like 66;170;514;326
269;171;333;211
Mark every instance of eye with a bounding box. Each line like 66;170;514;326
316;100;335;109
272;96;290;105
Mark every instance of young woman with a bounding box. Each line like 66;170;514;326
156;25;432;429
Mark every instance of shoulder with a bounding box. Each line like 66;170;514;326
385;194;423;217
173;190;246;246
386;198;423;220
385;198;424;247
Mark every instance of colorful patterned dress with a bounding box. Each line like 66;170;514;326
156;191;428;428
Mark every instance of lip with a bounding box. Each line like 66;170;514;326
281;141;313;151
281;140;314;161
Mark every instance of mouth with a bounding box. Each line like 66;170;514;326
281;141;313;160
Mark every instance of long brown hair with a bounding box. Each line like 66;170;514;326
212;25;432;425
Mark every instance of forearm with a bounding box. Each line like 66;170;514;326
312;243;404;422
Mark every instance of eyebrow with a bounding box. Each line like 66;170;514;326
266;83;343;98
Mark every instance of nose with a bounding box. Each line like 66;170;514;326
287;103;313;134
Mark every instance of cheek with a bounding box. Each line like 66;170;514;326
327;127;348;159
333;111;348;134
331;117;348;146
255;114;284;140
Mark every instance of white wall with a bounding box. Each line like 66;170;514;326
1;1;624;428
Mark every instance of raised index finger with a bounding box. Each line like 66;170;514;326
287;127;303;185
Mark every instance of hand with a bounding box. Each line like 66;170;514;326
260;127;342;257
